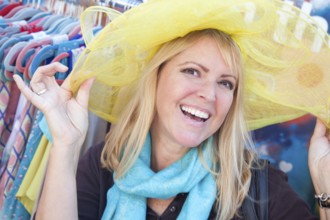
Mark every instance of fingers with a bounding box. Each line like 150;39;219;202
14;63;93;113
61;72;72;91
312;119;327;140
13;74;42;104
75;77;95;108
33;62;68;77
30;62;68;94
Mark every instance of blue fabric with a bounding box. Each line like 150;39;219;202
0;110;43;219
38;116;52;142
101;134;216;220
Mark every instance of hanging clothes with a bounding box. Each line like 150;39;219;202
0;110;43;219
0;96;35;208
16;134;50;215
0;0;140;219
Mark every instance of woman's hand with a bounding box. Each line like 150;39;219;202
13;62;95;151
15;62;95;220
308;118;330;200
309;118;330;218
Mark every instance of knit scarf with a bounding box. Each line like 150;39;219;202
101;134;217;220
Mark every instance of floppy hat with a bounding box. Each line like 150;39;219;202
70;0;330;130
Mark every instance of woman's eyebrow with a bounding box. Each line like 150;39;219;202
179;61;237;80
222;74;237;81
179;61;209;72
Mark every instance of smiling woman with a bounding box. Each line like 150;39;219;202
81;29;251;220
11;0;330;220
152;33;237;149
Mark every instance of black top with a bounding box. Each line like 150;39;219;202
76;142;318;220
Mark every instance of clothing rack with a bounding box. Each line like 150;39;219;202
0;1;113;218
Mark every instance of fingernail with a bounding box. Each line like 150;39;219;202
13;74;20;81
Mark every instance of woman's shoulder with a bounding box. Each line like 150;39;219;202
228;161;318;220
267;163;318;220
80;141;106;162
76;142;114;220
267;162;288;182
77;141;114;187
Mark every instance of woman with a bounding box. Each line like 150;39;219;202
13;0;330;219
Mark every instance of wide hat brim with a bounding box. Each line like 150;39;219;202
70;0;330;130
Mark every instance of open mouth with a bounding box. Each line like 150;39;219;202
180;105;210;122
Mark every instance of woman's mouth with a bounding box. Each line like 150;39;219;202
180;105;210;122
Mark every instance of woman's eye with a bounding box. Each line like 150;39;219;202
182;68;199;76
218;80;234;90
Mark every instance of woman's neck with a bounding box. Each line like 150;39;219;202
150;131;189;172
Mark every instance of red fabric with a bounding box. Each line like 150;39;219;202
0;2;22;16
4;5;27;18
19;25;43;34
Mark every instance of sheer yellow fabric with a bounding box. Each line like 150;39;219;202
70;0;330;130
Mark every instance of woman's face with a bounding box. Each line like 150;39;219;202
151;36;237;149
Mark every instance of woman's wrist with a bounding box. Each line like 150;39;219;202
49;142;82;172
315;193;330;208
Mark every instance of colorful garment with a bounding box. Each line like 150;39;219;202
0;100;35;209
0;111;43;219
16;135;50;214
0;82;20;159
0;81;11;161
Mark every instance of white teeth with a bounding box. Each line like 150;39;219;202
181;106;209;119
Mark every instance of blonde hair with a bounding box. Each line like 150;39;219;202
101;29;257;220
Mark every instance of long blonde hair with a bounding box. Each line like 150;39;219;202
101;29;257;220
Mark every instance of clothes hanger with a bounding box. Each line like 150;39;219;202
51;52;70;85
58;20;80;36
27;17;87;75
0;19;40;37
0;26;21;37
37;14;62;30
20;18;44;34
1;6;41;23
9;31;30;39
16;20;82;76
3;4;26;18
0;23;45;55
0;37;20;64
3;42;30;82
0;36;9;46
1;45;35;82
0;2;22;17
27;11;52;23
28;36;86;77
67;25;81;39
45;16;77;35
25;0;52;22
43;16;71;35
28;45;57;75
1;12;49;39
29;24;101;75
28;45;66;82
0;2;9;11
15;37;53;73
33;0;71;31
23;47;41;82
3;41;28;75
5;28;41;42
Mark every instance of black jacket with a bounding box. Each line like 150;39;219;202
76;142;318;220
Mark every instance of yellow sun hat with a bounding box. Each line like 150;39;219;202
70;0;330;130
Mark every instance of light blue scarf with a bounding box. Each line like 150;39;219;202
101;134;217;220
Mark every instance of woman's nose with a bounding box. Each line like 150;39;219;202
197;80;216;102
